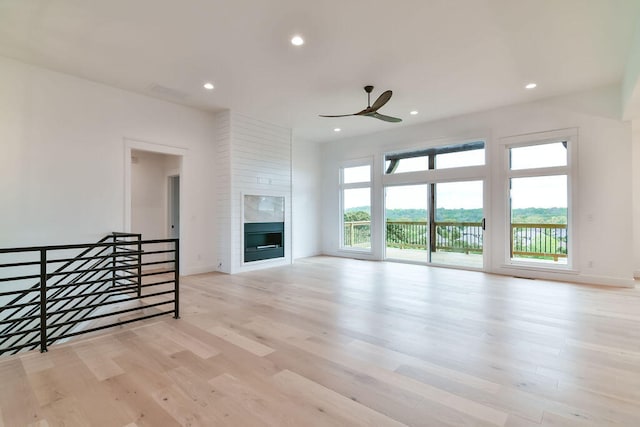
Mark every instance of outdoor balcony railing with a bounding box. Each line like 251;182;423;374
511;222;567;261
343;220;567;261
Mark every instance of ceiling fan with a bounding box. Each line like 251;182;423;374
320;85;402;123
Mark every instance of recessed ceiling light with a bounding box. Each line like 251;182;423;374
203;82;214;90
525;83;537;89
291;35;304;46
334;128;341;132
410;110;418;115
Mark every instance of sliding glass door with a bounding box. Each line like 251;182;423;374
385;185;429;262
432;180;483;268
385;180;484;269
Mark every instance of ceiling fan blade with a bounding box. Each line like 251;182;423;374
370;112;402;123
370;90;392;111
319;114;358;117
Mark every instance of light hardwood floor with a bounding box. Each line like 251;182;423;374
2;256;640;426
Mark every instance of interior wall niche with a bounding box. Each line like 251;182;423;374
243;195;285;263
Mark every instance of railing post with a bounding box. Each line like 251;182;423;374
111;233;117;288
137;234;142;298
173;239;180;319
39;249;48;353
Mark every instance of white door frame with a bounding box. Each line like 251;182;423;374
124;138;187;233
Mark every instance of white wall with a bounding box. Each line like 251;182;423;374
0;56;217;275
320;85;634;287
292;138;322;258
215;111;292;274
623;19;640;119
632;120;640;277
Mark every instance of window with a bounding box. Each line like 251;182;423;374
343;165;371;184
340;163;372;251
506;138;573;266
510;141;567;170
385;141;485;174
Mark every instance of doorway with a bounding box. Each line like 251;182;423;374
385;180;484;269
129;149;181;241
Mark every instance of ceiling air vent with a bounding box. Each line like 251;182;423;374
147;83;189;101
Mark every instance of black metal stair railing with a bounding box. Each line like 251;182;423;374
0;234;117;349
0;233;179;356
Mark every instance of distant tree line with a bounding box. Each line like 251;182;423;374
345;207;567;224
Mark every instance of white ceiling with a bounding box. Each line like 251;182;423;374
1;0;639;142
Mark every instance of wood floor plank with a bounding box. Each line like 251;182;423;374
348;339;503;393
272;369;408;427
208;326;275;357
159;324;221;359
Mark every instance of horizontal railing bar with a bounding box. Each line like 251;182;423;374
48;310;175;343
47;269;174;292
45;263;143;278
0;314;40;326
0;274;40;283
435;222;483;226
44;251;144;266
49;290;175;317
0;260;41;269
513;251;567;258
0;238;176;254
140;249;175;256
115;256;138;262
113;247;139;252
0;340;42;355
511;223;567;229
46;272;116;290
112;277;136;284
0;287;40;298
0;300;41;311
109;291;140;298
48;300;174;329
140;269;176;277
46;277;175;303
1;326;41;339
140;260;175;267
47;285;134;303
141;279;176;288
111;279;176;291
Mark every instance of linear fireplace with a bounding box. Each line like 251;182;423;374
243;194;285;263
244;222;284;262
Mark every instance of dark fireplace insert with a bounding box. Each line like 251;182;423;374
244;222;284;262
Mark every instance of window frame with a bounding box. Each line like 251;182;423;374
384;140;485;175
339;158;373;253
502;129;577;271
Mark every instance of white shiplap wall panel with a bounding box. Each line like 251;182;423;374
217;111;292;274
214;110;232;273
